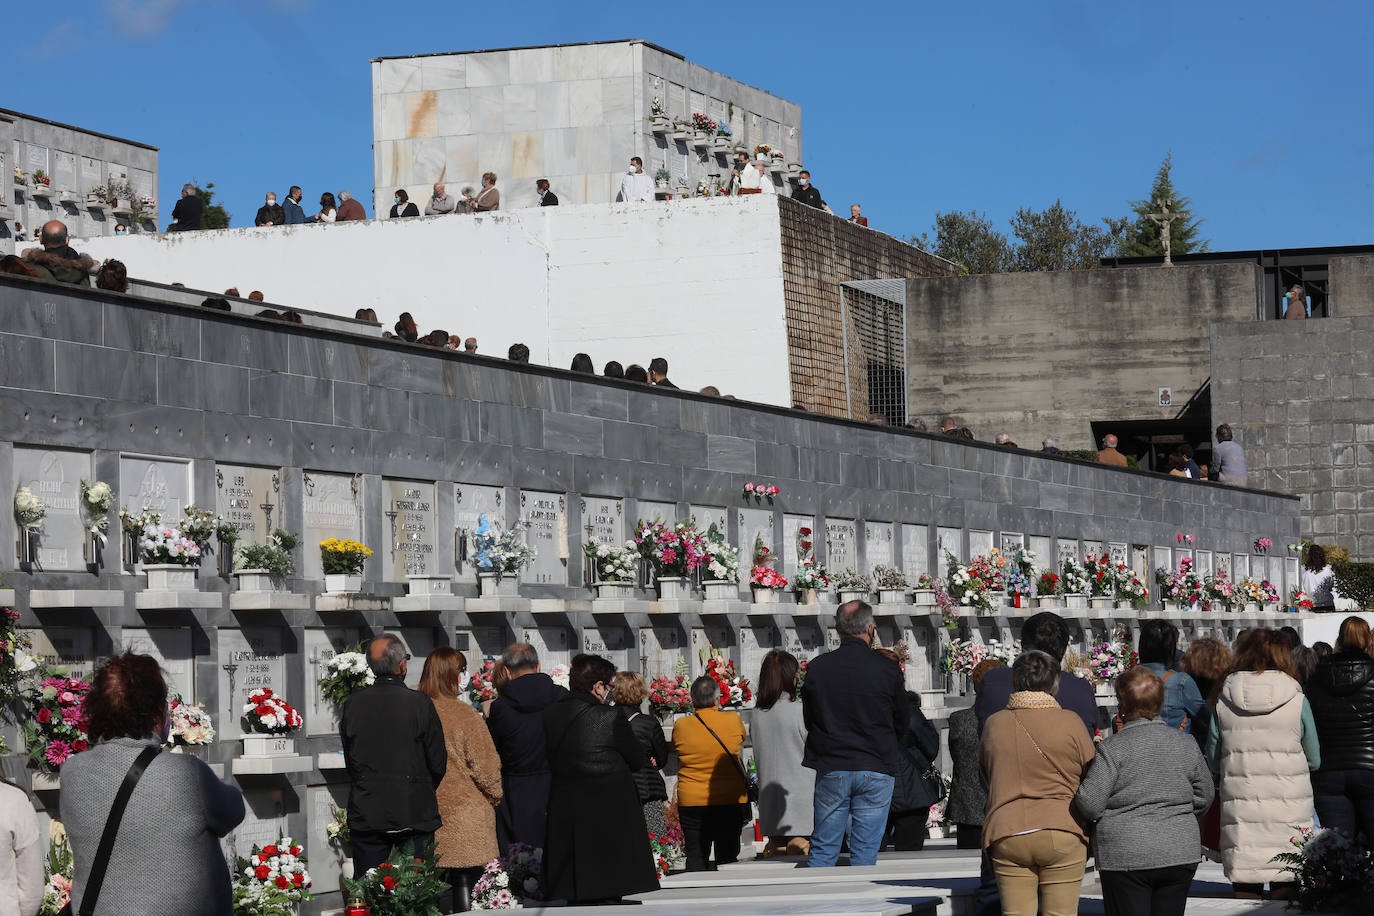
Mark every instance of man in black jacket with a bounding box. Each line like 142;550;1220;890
791;170;825;209
169;183;203;231
254;191;285;227
802;600;910;866
487;643;568;853
341;634;447;874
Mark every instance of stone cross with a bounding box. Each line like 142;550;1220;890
1147;197;1179;266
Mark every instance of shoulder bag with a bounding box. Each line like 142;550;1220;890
1010;711;1094;850
692;711;759;804
61;744;160;916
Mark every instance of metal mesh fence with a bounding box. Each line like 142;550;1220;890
840;281;907;425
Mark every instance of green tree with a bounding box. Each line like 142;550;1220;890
192;181;230;229
1120;152;1208;257
1009;200;1129;272
914;211;1013;275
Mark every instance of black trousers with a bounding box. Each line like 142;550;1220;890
440;865;485;913
679;804;743;871
1312;767;1374;843
1100;864;1198;916
883;811;928;851
351;829;435;876
955;823;982;850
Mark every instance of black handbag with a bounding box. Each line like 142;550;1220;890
60;745;159;916
692;712;759;803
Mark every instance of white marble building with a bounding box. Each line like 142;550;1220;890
371;39;803;213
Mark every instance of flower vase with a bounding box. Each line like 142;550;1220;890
751;586;780;604
1163;600;1182;613
16;529;38;567
878;588;909;605
1038;595;1064;609
324;573;364;594
796;588;819;606
702;581;737;601
242;735;294;757
1065;595;1088;610
1243;602;1260;615
406;575;454;595
234;569;278;593
927;825;946;839
1090;596;1114;610
595;581;635;599
912;589;936;607
656;576;694;601
144;564;197;590
478;572;519;597
837;589;869;605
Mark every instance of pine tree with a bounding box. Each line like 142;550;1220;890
1122;153;1208;257
192;181;231;230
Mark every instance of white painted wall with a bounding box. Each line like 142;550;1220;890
77;195;791;403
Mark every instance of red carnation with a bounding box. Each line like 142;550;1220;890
292;873;304;886
255;865;270;880
255;704;272;716
262;845;278;857
382;875;396;891
275;875;290;890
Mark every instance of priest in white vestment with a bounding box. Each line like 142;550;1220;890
618;157;654;202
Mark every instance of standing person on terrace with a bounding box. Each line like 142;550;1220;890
618;158;654;202
1210;424;1247;487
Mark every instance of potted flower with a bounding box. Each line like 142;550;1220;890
873;566;909;604
671;116;691;140
232;838;313;915
165;695;215;751
1086;554;1115;609
318;646;375;710
343;845;448;915
12;167;26;188
832;570;871;604
703;649;752;707
1203;570;1235;613
85;183;109;209
648;673;693;721
140;521;203;589
240;687;303;756
110;178;135;217
30;171;52;199
473;515;535;597
132;195;157;224
1259;579;1281;612
320;537;372;593
654;167;671;190
234;528;298;592
649;97;670;132
792;527;830;604
1155;558;1202;612
21;665;90;784
690;112;716;147
700;524;740;600
946;550;1001;615
585;539;638;599
1114;564;1149;611
1006;547;1037;610
749;532;787;603
1273;825;1374;913
1085;632;1139;691
633;518;706;601
1289;587;1314;614
912;573;937;606
712;124;733;152
1036;571;1064;608
14;485;46;567
1060;558;1091;609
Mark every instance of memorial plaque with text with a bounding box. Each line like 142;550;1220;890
307;786;349;894
1268;557;1284;592
737;508;775;569
120;628;193;702
580;497;624;547
15;447;90;571
689;505;728;539
218;628;285;740
25;627;94;680
639;626;686;680
969;530;993;559
784;623;826;662
385;479;436;580
521;626;572;671
1056;539;1079;568
825;519;857;571
1195;551;1213;576
937;527;963;563
740;625;773;687
225;788;290;867
304;628;363;736
82;156;101;180
520;491;567;585
454;484;503;582
1109;543;1128;568
865;522;894;572
1233;555;1249;580
215;465;281;544
999;532;1024;559
781;514;815;577
901;524;929;581
302;472;362;580
120;455;192;519
1215;554;1230;577
1083;540;1104;561
1029;536;1052;573
581;625;629;670
636;501;678;525
1154;546;1171;572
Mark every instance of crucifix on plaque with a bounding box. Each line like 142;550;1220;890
222;658;239;703
1147;197;1180;266
259;499;275;536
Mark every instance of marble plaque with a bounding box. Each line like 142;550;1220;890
580;496;625;547
303;628;363;736
398;628;438;691
689;505;727;540
969;530;993;559
937;527;963;563
454;484;503;582
14;447;91;571
784;622;826;662
456;625;509;666
120;455;192;519
385;479;436;580
225;787;291;866
1056;539;1079;568
1195;551;1213;576
739;625;774;687
1029;536;1052;573
27;144;48;170
218;628;285;740
520;626;572;671
302;472;363;580
901;524;929;581
82;156;101;180
1132;545;1150;580
307;785;349;895
1286;558;1299;594
636;501;678;525
1109;543;1128;567
1154;547;1171;571
1233;555;1250;580
120;628;193;702
520;490;567;585
1268;557;1284;590
53;151;76;182
580;624;629;670
865;522;894;572
781;514;815;577
26;627;94;679
1215;554;1230;577
825;519;857;571
999;532;1024;558
639;626;686;680
737;508;775;568
215;465;281;544
1084;540;1105;561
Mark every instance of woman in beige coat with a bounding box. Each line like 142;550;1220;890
420;648;504;913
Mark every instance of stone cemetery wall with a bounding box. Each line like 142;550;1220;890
904;263;1265;449
0;274;1299;911
1211;316;1374;558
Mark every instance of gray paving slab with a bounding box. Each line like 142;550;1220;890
517;901;931;916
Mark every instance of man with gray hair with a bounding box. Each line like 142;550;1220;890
340;633;447;875
1041;436;1061;453
424;181;456;216
168;182;203;231
487;643;568;853
1098;433;1128;467
801;601;911;867
336;190;366;221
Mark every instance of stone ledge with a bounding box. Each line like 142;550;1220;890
229;591;313;611
464;596;531;614
29;589;125;608
588;599;654;614
393;594;465;613
30;772;60;792
316;752;347;770
315;594;392;613
134;590;225;610
232;754;314;776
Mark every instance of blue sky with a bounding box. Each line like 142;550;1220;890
28;0;1374;250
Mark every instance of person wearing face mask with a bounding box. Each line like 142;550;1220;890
542;653;660;903
419;648;503;913
791;170;825;209
255;192;286;227
281;186;308;225
617;157;654;202
389;188;420;218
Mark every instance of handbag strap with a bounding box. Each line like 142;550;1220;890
1009;711;1077;786
79;744;160;915
692;711;751;786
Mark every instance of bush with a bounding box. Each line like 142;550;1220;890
1332;560;1374;610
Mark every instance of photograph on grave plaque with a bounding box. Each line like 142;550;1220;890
901;524;929;581
14;447;91;571
120;628;194;702
938;527;963;562
520;490;567;585
781;514;815;577
302;471;363;580
215;464;281;545
454;484;503;581
385;479;437;580
865;522;894;573
969;530;994;559
120;455;192;518
218;628;286;740
826;519;857;570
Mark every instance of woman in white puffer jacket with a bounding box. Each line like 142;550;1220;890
1205;629;1321;901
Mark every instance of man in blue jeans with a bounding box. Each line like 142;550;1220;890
801;600;910;866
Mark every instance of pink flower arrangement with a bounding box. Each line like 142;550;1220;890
22;668;91;772
742;482;780;502
634;519;708;577
1176;533;1194;545
1254;537;1273;552
468;658;501;707
750;566;788;589
648;675;692;718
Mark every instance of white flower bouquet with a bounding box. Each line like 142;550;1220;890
165;695;215;747
79;479;114;542
318;649;375;708
584;539;638;583
14;486;45;532
139;522;202;565
241;688;303;735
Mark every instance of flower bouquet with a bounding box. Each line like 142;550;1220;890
945;550;1000;614
79;479;114;551
1203;570;1235;612
327;806;350;857
1254;537;1273;552
468;658;501;708
165;695;215;748
1114;564;1149;610
690;111;717;132
749;533;787;601
649;824;685;879
321;536;373;592
139;520;203;592
13;167;26;187
1273;826;1373;913
179;504;221;550
14;486;46;563
31;169;50;187
0;609;35;754
1085;554;1115;604
911;571;937;606
233;838;313;916
21;666;90;773
703;648;752;708
470;843;543;910
832;569;872;600
318;646;375;708
874;565;910;603
234;528;299;587
792;527;829;601
634;519;707;598
39;831;73;916
1060;558;1091;607
1036;571;1064;606
648;673;692;719
1290;588;1315;611
240;687;302;756
742;482;780;502
1084;633;1138;684
1155;557;1202;610
940;638;988;693
701;522;739;591
585;539;639;597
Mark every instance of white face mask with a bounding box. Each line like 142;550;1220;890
799;178;809;186
266;198;276;206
